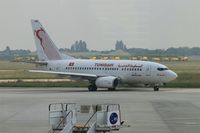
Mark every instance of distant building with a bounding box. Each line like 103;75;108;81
129;57;138;60
180;56;189;61
101;56;109;60
90;56;97;60
0;46;31;60
5;46;11;56
152;57;161;61
170;57;179;61
112;56;120;60
141;56;148;61
0;46;12;60
115;40;127;51
71;40;88;52
162;57;170;61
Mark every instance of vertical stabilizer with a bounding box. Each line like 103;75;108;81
31;20;64;61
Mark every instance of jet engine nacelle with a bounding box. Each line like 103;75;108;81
95;76;119;88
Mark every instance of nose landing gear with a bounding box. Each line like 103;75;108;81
154;86;159;91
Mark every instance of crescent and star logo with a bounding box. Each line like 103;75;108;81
109;112;118;125
34;28;45;50
69;62;75;66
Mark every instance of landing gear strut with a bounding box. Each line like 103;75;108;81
154;86;159;91
88;85;97;91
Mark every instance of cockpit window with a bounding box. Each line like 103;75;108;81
157;68;168;71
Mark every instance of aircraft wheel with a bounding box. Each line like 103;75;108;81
154;86;159;91
88;85;97;91
108;88;116;91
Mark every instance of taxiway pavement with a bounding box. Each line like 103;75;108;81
0;88;200;133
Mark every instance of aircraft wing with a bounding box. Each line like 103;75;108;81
30;61;48;65
17;61;48;65
29;70;97;79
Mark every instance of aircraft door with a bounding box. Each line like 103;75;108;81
145;65;151;76
56;63;61;71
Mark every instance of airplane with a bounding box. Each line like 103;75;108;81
30;20;177;91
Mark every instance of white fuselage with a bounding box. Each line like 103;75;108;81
46;59;177;85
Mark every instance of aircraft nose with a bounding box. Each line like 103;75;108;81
168;70;178;81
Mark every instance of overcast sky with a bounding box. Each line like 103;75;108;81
0;0;200;51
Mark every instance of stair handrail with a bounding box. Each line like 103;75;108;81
55;110;73;130
82;111;96;129
48;128;54;133
48;110;73;133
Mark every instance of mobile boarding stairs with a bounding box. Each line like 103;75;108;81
48;103;124;133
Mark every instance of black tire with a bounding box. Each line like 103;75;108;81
88;85;97;91
154;86;159;91
108;88;116;91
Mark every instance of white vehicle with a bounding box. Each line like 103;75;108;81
30;20;177;91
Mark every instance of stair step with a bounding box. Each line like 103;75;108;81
73;126;89;133
51;129;63;133
73;131;88;133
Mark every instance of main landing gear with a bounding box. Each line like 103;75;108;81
154;86;159;91
108;88;116;91
88;85;117;91
88;84;97;91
